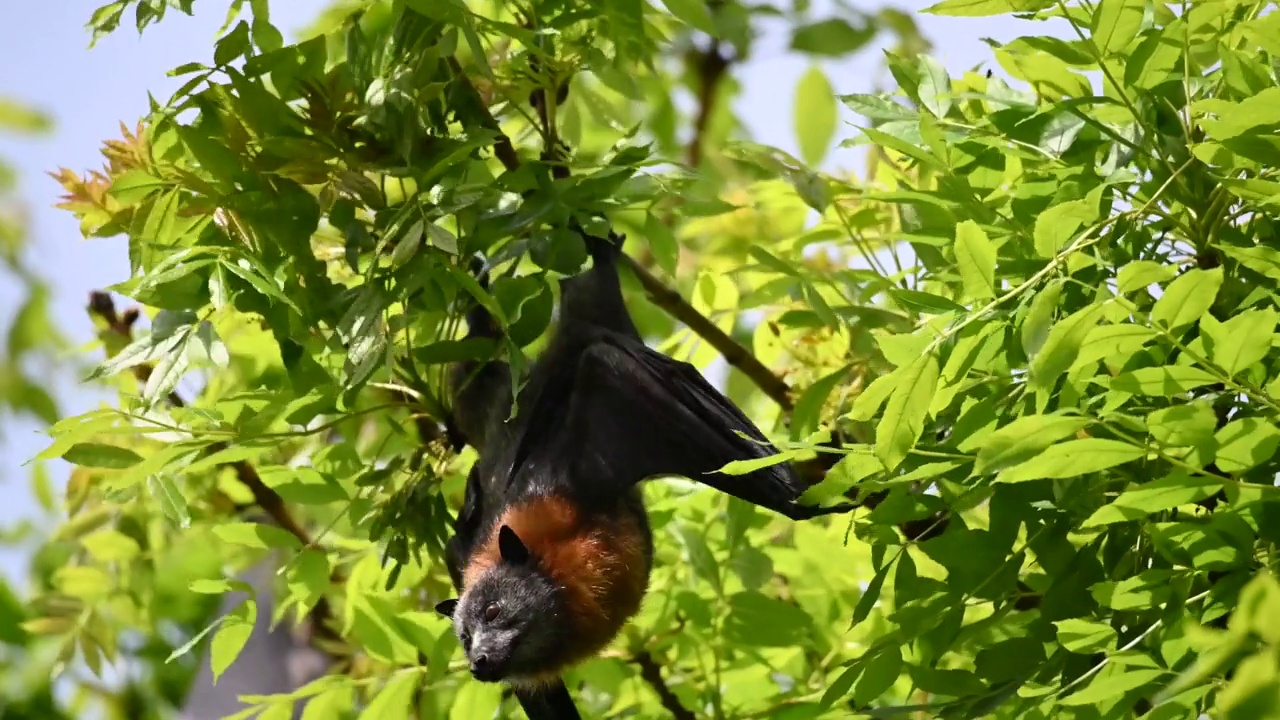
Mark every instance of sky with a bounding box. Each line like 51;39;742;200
0;0;1042;584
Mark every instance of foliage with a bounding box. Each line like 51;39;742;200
10;0;1280;718
0;95;81;720
0;96;63;438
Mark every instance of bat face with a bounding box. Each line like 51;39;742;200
450;564;568;682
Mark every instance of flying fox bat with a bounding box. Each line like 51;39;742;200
434;224;850;718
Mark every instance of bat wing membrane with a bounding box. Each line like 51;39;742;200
530;331;846;520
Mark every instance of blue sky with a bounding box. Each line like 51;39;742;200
0;0;1039;583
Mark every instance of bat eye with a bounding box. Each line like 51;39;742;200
483;603;500;622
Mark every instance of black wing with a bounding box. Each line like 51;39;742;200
442;466;486;591
522;329;853;520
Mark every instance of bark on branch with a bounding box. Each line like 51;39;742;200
633;650;697;720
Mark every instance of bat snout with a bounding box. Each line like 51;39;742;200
470;654;501;681
467;641;511;682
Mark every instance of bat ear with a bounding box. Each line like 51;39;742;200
497;525;531;565
435;598;458;618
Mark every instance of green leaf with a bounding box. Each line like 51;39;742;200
1202;308;1277;377
874;351;940;471
190;579;247;595
81;529;142;563
426;222;458;255
285;550;330;618
107;169;170;205
974;414;1091;475
790;19;876;57
840;94;915;122
144;342;191;405
1234;572;1280;645
214;20;251;66
645;212;679;276
995;439;1144;483
1021;279;1063;358
149;473;191;528
1146;403;1217;448
1214;417;1280;474
260;467;350;505
1070;324;1157;371
360;671;420;720
847;369;900;422
1196;88;1280;141
674;524;720;593
212;522;303;550
854;644;904;705
54;566;112;600
1060;667;1163;706
140;189;180;244
1055;618;1118;654
1220;244;1280;282
917;55;952;118
1082;472;1223;527
658;0;714;34
301;687;354;720
211;600;256;683
1091;570;1174;611
1030;303;1106;390
795;66;837;166
923;0;1052;16
1124;29;1182;90
1110;366;1220;396
166;615;227;663
62;443;143;469
1040;110;1087;156
890;288;968;315
1033;200;1096;257
1215;650;1280;719
0;98;52;133
448;677;503;720
717;450;801;476
791;366;850;441
954;220;997;300
1091;0;1144;54
529;227;588;275
0;579;30;640
188;321;230;368
1152;268;1223;333
724;591;814;647
1117;260;1177;293
337;284;389;392
857;127;943;169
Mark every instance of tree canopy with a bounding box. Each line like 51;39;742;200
5;0;1280;718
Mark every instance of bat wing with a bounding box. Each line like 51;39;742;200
523;330;852;520
443;466;486;591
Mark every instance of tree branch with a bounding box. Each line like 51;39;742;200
446;55;795;412
620;254;794;410
633;650;697;720
687;32;732;169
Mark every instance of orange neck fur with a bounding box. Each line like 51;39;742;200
462;494;650;671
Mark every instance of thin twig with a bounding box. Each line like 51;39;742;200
633;650;697;720
621;254;794;411
687;31;731;169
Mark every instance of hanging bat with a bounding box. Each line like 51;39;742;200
434;224;851;717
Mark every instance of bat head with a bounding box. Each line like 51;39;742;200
435;525;569;683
